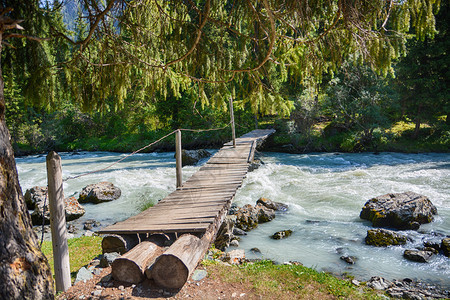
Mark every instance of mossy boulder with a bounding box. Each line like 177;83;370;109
234;203;276;231
360;191;437;230
235;204;260;231
78;182;121;204
365;229;408;247
442;238;450;257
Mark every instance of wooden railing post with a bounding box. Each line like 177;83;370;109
175;129;182;188
229;97;236;148
46;151;71;292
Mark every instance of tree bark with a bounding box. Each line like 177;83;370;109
0;31;54;299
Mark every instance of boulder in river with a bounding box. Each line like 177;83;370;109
78;182;121;204
180;149;211;166
360;191;437;230
255;203;275;223
31;196;86;225
256;197;288;212
271;230;292;240
234;204;260;231
234;203;276;231
441;238;450;257
403;249;434;263
365;228;408;247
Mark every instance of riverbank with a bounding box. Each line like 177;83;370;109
12;120;449;156
42;236;449;299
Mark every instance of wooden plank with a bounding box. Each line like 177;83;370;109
115;218;216;226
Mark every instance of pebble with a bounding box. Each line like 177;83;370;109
95;285;102;290
131;284;136;288
119;285;125;291
240;293;245;297
232;292;237;297
93;290;102;296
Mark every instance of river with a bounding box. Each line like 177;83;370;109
16;151;449;287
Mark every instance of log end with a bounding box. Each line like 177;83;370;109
151;254;189;289
111;258;145;284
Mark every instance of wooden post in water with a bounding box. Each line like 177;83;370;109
229;97;236;148
46;151;71;292
175;129;182;188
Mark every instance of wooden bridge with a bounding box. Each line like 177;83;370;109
98;129;275;288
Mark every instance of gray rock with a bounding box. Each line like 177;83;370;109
256;197;288;211
250;247;261;254
233;228;247;236
360;191;437;230
271;230;292;240
83;219;101;230
179;149;211;166
224;249;245;265
24;186;47;210
403;250;434;263
367;276;393;290
31;195;86;225
229;239;239;247
365;228;408;247
191;269;207;281
67;224;78;234
214;215;235;251
340;256;357;264
78;182;121;204
74;267;93;284
100;252;121;267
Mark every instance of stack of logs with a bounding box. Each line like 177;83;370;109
102;231;215;289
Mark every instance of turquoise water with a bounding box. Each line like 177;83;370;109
16;151;449;287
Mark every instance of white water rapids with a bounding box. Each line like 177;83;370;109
16;151;449;287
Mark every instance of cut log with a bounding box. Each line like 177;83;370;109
111;241;161;284
149;234;206;289
149;191;232;289
101;234;139;254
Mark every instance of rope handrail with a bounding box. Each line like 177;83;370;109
62;122;232;182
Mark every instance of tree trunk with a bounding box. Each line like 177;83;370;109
0;32;54;299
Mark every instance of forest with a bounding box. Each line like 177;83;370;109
3;1;448;155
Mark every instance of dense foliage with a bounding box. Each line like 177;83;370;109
2;0;448;154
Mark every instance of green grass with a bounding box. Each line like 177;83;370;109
204;259;385;299
41;236;102;281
